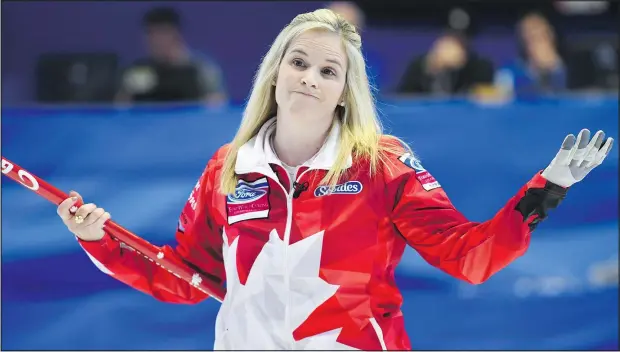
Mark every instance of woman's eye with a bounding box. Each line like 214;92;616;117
322;68;336;76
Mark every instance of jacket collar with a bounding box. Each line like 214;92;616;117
235;117;352;175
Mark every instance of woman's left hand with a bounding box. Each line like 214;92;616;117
541;129;614;188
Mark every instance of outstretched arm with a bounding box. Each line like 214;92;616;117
388;129;613;284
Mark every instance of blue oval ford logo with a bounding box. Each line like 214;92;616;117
227;185;267;204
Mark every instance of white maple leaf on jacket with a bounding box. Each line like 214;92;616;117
214;228;357;350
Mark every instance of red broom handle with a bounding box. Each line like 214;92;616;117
1;156;225;302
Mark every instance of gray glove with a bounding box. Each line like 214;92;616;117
541;129;614;188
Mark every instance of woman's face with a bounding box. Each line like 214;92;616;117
274;29;348;124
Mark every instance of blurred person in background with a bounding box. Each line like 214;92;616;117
54;8;613;351
115;7;228;105
327;1;385;92
397;30;495;96
326;1;364;29
495;12;567;96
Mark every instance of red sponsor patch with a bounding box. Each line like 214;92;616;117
398;153;442;191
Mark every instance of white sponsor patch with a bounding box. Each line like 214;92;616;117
226;178;271;224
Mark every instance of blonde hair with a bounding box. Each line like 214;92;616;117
220;8;409;194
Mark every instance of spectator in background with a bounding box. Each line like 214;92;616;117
115;7;228;105
397;30;495;96
495;12;567;95
327;1;364;29
327;1;385;92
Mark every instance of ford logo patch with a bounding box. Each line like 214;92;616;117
227;181;269;204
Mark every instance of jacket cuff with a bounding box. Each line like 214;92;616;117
528;171;569;196
76;232;112;250
515;171;569;231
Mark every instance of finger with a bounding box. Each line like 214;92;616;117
569;129;590;167
68;191;83;214
566;129;588;163
57;196;80;221
73;203;97;224
587;137;614;170
579;130;604;168
577;129;590;148
561;134;576;150
594;131;606;149
83;208;105;227
92;212;111;236
596;137;614;162
555;134;576;165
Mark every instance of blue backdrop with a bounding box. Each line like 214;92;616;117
1;97;618;350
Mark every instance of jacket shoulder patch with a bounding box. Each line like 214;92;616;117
398;153;442;191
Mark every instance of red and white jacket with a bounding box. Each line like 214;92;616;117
78;118;567;350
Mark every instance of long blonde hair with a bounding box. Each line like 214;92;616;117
220;8;409;194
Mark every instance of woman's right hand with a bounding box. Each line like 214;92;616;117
57;191;111;241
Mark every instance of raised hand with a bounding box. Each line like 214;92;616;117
542;129;614;188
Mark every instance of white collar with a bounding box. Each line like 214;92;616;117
235;117;353;175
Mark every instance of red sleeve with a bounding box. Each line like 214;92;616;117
386;150;568;284
77;155;226;303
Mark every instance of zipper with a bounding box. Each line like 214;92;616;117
283;167;313;349
236;165;313;349
283;181;294;349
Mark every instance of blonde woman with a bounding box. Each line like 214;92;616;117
56;9;613;351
